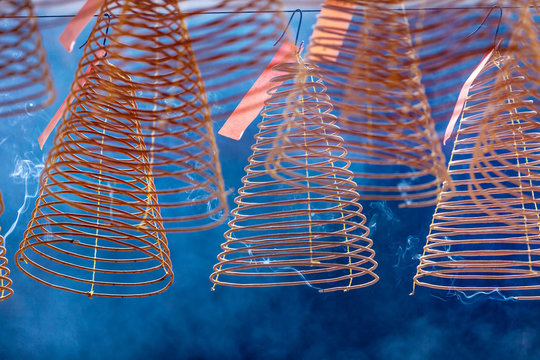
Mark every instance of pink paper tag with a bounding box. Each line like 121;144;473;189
443;47;497;145
59;0;104;52
218;40;296;141
38;50;106;149
308;0;355;62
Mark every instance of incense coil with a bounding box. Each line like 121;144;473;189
0;192;13;300
413;7;540;299
468;2;540;224
52;1;228;232
183;0;287;123
211;59;378;291
279;0;449;207
17;61;173;298
0;234;12;301
0;0;55;118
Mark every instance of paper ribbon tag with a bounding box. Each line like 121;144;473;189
59;0;104;52
443;47;496;145
218;40;296;141
38;50;106;149
308;0;355;62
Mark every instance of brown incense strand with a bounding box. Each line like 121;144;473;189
0;191;14;300
0;0;55;118
413;2;540;299
62;1;227;232
274;0;449;207
211;59;378;291
17;59;173;298
0;234;12;301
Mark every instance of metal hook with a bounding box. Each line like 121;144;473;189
102;13;111;48
465;5;503;48
79;13;112;53
273;9;303;48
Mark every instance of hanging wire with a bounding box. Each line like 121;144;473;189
3;5;536;19
79;13;111;50
273;8;303;47
465;5;503;47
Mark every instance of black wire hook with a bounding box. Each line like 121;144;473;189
273;9;303;48
466;5;503;48
79;13;111;53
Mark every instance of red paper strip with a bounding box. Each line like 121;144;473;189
59;0;104;53
38;50;106;149
309;0;355;62
218;40;296;141
443;47;496;145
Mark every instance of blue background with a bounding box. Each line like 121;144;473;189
1;6;539;360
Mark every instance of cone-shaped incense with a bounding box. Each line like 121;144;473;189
212;56;378;291
414;3;540;299
48;1;228;232
275;0;448;207
18;59;173;298
0;192;13;300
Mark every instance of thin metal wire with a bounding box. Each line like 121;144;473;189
4;5;537;18
273;8;303;47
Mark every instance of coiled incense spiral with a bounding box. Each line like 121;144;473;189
0;191;13;300
211;58;378;292
54;1;228;232
414;3;540;299
18;60;173;298
0;0;55;118
281;0;449;207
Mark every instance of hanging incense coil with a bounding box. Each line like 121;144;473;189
17;60;173;298
468;2;540;223
413;6;540;299
211;58;378;291
47;1;228;232
0;0;55;118
0;191;13;300
275;0;448;207
182;0;287;123
0;234;12;301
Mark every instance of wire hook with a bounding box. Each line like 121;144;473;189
273;9;303;49
466;5;503;48
79;13;111;52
